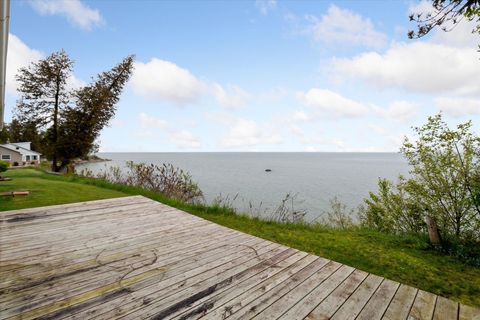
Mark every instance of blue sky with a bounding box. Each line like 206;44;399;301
5;0;480;152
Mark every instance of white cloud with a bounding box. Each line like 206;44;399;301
257;87;293;103
307;5;387;49
331;42;480;97
374;101;418;122
221;118;282;148
131;59;206;106
205;111;237;125
110;119;126;129
139;112;169;129
296;89;418;124
66;74;86;90
132;58;250;108
170;130;201;149
281;111;314;141
305;146;319;152
255;0;277;15
211;83;250;109
291;110;312;122
299;88;370;118
367;124;387;135
435;97;480;117
6;34;43;95
289;124;305;137
431;20;479;48
137;112;201;149
305;139;377;152
29;0;104;30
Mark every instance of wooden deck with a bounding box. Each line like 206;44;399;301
1;196;478;320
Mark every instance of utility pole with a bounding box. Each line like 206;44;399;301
0;0;10;130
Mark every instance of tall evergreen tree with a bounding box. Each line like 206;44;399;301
56;55;134;169
15;50;73;171
14;51;134;172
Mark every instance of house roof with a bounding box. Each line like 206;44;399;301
0;145;21;155
1;143;42;155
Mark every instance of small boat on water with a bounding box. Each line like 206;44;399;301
265;169;272;172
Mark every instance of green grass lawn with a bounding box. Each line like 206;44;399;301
0;169;128;210
1;168;479;307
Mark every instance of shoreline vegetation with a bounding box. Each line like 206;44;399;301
1;168;479;308
72;155;111;166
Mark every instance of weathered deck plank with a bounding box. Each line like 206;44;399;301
274;265;355;319
170;254;321;320
302;269;369;319
356;279;400;320
383;284;418;320
0;196;477;319
226;260;340;319
408;290;437;320
459;304;480;320
434;296;459;320
164;251;312;320
1;233;258;315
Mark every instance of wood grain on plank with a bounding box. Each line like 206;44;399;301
186;254;321;320
304;269;369;320
68;243;284;320
433;296;459;320
166;251;311;320
227;259;337;320
355;278;400;320
330;274;383;320
408;290;437;320
1;237;267;319
459;304;480;320
383;284;418;320
274;265;356;320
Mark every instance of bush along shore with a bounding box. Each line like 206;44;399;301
1;167;479;308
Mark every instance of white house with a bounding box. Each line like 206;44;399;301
0;142;41;165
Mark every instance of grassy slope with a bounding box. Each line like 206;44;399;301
1;168;479;307
0;169;127;210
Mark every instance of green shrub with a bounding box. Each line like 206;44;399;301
360;177;425;234
363;114;480;241
0;160;9;174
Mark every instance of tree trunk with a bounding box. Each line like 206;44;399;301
455;214;461;237
52;76;60;172
426;215;442;247
58;159;71;173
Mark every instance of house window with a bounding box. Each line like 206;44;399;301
26;155;31;161
1;155;10;160
33;155;38;160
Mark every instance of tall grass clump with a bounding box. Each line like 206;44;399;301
320;196;355;229
79;161;204;203
269;193;307;223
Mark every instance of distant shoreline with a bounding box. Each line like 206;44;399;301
74;157;111;165
94;151;402;154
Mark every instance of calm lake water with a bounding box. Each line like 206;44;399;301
79;152;410;222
